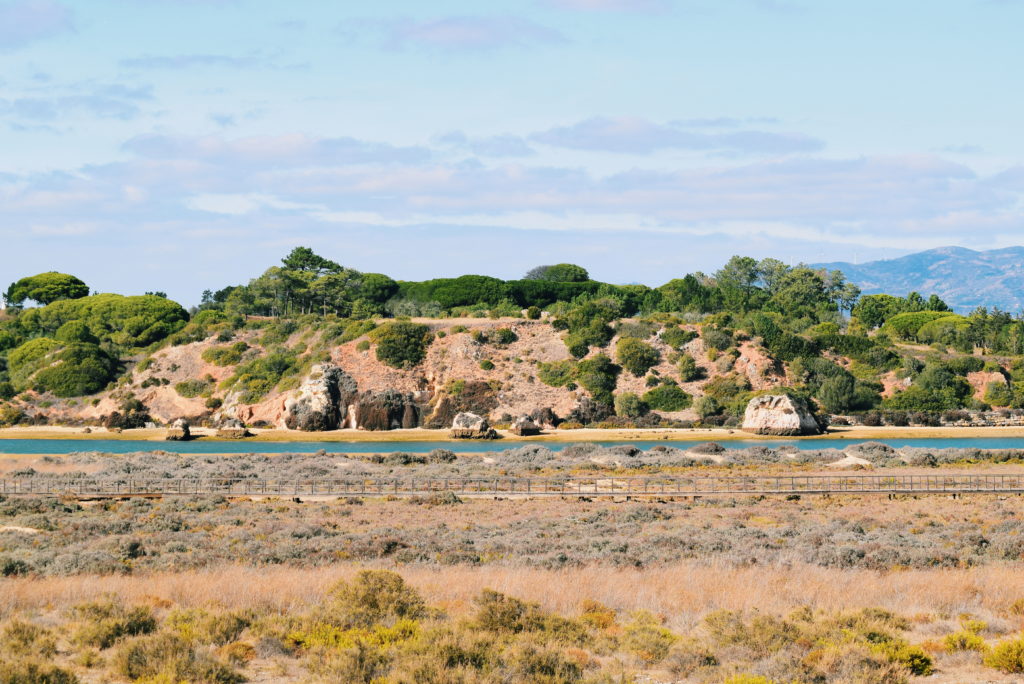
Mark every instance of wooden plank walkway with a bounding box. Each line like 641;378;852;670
3;474;1024;498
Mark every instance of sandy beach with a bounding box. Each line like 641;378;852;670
2;423;1024;443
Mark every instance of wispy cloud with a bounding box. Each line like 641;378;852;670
547;0;670;11
343;16;566;52
0;0;73;50
436;131;534;158
121;132;433;166
0;84;153;121
530;116;823;155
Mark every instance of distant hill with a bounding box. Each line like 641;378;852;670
814;246;1024;314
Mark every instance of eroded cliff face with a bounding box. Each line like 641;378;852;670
19;318;794;430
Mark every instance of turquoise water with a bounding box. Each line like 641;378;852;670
1;437;1024;455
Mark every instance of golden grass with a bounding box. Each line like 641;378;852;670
4;562;1023;629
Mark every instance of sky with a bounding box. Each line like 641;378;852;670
2;0;1024;305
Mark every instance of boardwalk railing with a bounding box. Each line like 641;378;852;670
3;474;1024;498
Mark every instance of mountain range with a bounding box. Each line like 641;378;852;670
814;246;1024;314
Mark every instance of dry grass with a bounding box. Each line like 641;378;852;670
4;561;1024;630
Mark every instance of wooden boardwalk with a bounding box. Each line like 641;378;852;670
3;474;1024;498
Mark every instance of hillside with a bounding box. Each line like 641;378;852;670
5;248;1024;434
815;246;1024;313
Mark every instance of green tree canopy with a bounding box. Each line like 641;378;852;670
5;272;89;308
523;263;590;282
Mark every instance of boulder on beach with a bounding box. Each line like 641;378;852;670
451;412;498;439
165;418;192;441
741;395;822;436
509;416;541;436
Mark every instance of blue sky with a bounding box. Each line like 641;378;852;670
2;0;1024;304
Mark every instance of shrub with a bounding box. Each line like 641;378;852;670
201;342;248;366
616;337;660;377
72;601;157;649
223;350;300;404
479;359;495;371
614;392;649;418
369;322;433;369
677;353;702;382
356;339;370;352
985;381;1014;407
985;637;1024;673
205;397;222;410
328;570;426;628
493;328;518;345
526;306;542;320
702;327;734;352
693;395;721;419
944;629;987;652
474;590;544;634
643;384;692;411
660;326;697;350
623;612;678;663
174;378;211;399
113;632;242;682
0;661;78;684
1;620;57;659
574;354;620;405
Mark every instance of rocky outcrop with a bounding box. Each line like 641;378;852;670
216;417;252;439
165;418;192;441
742;394;822;436
567;397;612;425
283;364;358;431
347;390;424;431
451;412;498;439
510;416;541;436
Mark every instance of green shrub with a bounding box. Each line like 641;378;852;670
537;360;577;388
693;395;721;419
985;637;1024;673
17;293;188;350
701;327;734;352
616;337;660;377
369;322;433;369
5;271;89;306
327;570;426;628
356;339;371;352
985;381;1014;407
660;326;697;350
10;341;118;397
944;629;987;652
479;359;495;371
623;612;678;663
223;350;300;404
474;590;545;634
201;342;248;366
614;392;648;418
205;397;223;410
677;353;702;382
574;354;620;405
881;311;952;341
643;384;692;411
174;379;211;399
493;328;518;345
526;306;542;320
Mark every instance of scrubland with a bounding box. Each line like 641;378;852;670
3;445;1024;681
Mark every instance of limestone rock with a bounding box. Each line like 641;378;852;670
348;390;422;431
165;418;192;441
509;416;541;436
283;364;358;432
451;412;498;439
215;417;252;439
741;395;822;436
